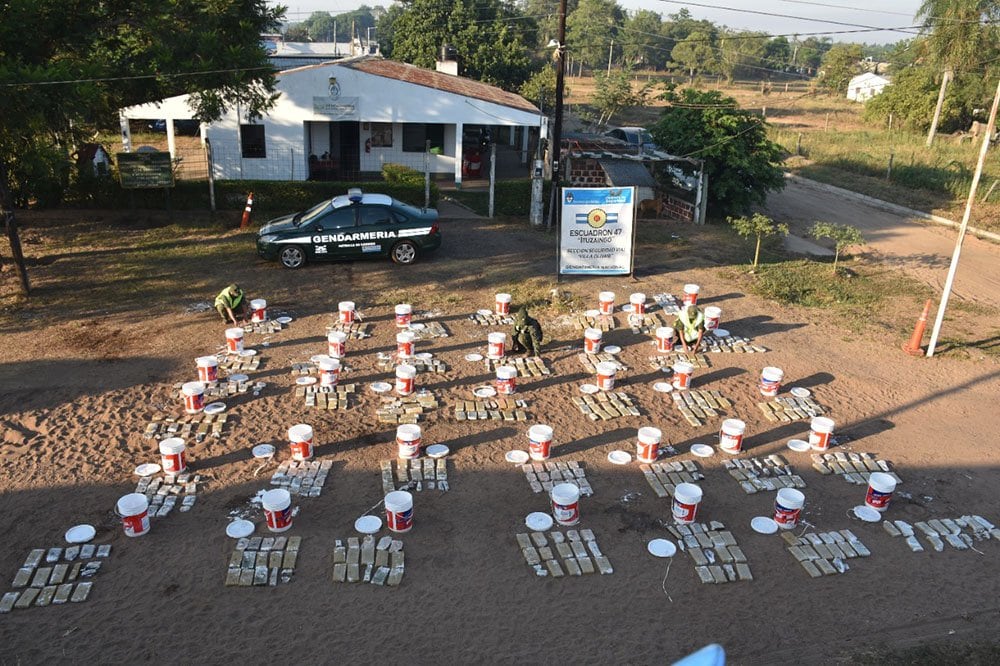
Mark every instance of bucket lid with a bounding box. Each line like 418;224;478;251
673;482;702;503
117;492;149;515
159;437;185;454
761;366;784;379
262;488;291;510
722;418;746;432
396;424;421;440
528;424;553;439
550;482;580;502
811;416;835;431
638;426;662;442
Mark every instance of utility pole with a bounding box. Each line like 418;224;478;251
334;20;338;54
546;0;568;232
926;77;1000;357
927;69;952;147
607;39;614;75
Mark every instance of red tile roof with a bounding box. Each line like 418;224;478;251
337;57;540;114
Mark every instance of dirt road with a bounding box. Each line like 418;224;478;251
766;177;1000;309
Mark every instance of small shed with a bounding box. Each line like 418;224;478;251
847;73;890;102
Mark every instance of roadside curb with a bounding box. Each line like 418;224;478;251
784;173;1000;244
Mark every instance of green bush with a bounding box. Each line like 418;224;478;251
381;163;424;186
448;179;551;217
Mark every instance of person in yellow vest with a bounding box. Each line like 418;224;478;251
215;283;249;325
673;304;706;352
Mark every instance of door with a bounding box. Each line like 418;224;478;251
339;121;360;179
357;205;398;256
306;207;358;260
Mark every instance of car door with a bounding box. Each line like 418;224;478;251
357;205;398;256
308;207;358;260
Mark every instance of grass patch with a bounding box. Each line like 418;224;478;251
853;639;1000;665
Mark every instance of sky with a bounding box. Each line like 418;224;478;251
275;0;925;44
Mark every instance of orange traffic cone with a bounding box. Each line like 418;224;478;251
902;299;932;356
239;191;254;230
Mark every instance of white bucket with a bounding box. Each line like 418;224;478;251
395;303;412;328
338;301;356;324
809;417;835;451
182;381;206;414
630;292;647;314
496;366;517;395
672;483;702;524
117;493;150;537
672;361;694;390
159;437;187;474
598;291;615;315
551;482;581;526
656;327;675;353
528;424;553;461
396;331;415;359
318;356;341;387
865;472;896;512
774;488;805;529
760;367;784;397
395;364;416;396
584;328;603;354
225;327;244;353
327;331;347;358
196;356;219;385
396;424;422;460
262;488;293;532
704;305;721;330
682;284;700;306
288;424;314;461
719;418;746;454
487;332;506;359
636;426;662;464
495;293;512;315
596;361;617;391
250;298;267;323
385;490;414;533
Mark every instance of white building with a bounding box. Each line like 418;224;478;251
119;55;543;186
847;73;890;102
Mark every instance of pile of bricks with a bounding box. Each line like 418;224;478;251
640;460;705;498
782;529;870;577
884;516;999;553
484;356;550;377
453;398;529;421
219;354;261;373
572;313;617;332
522;461;593;495
1;545;110;612
143;413;230;443
325;322;371;339
668;522;753;583
723;455;807;494
468;312;514;326
297;384;356;410
375;391;439;424
516;529;613;577
405;321;449;340
136;472;200;516
811;452;902;486
244;320;283;335
702;335;766;354
332;536;404;586
376;355;447;374
672;389;731;427
577;352;627;374
270;460;333;497
627;312;669;335
571;392;640;420
648;352;711;371
757;396;826;422
380;458;449;494
224;536;300;586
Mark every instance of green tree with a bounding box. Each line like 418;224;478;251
818;43;863;93
622;10;666;69
650;88;785;216
0;0;283;295
566;0;624;69
592;68;654;125
764;37;792;70
284;23;311;41
727;213;788;270
519;0;579;49
671;31;718;80
810;222;866;273
519;66;557;112
795;36;832;72
718;31;769;83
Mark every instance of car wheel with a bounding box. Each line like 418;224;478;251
279;245;306;269
391;240;419;265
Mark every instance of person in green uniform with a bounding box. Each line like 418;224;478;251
673;304;705;352
215;283;249;325
510;306;543;356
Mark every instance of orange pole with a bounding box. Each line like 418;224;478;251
902;299;932;357
239;191;254;229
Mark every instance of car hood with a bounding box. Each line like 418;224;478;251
258;214;298;236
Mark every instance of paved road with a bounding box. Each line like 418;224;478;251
765;177;1000;308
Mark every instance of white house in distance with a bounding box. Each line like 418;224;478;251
847;72;891;102
119;55;543;187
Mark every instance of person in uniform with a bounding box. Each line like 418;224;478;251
510;306;543;356
214;283;249;325
673;304;706;353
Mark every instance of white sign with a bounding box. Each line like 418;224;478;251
559;187;636;275
313;96;359;119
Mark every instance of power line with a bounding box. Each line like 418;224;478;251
0;65;277;89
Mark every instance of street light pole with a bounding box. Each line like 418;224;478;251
547;0;568;232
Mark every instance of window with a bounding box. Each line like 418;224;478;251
240;125;266;158
370;123;393;147
402;123;445;152
360;207;394;226
314;208;356;230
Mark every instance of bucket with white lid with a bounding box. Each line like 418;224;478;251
596;361;617;391
774;488;805;529
584;328;603;354
288;424;314;461
682;284;700;306
395;303;412;328
865;472;896;512
495;293;511;315
159;437;187;474
719;418;746;454
672;483;702;524
487;332;506;359
759;367;784;397
327;331;347;358
528;424;553;461
551;483;581;526
809;417;835;451
630;293;647;314
338;301;356;324
395;364;416;396
117;493;150;537
396;331;415;359
318;356;341;387
396;424;422;460
598;291;615;315
496;366;517;395
196;356;219;384
225;327;244;353
656;327;675;353
672;361;694;391
182;381;206;414
385;490;414;532
636;427;662;464
704;306;721;330
262;488;293;532
250;298;267;323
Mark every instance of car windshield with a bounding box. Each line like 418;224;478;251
639;130;654;145
294;199;332;226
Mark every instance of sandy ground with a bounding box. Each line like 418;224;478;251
1;203;1000;664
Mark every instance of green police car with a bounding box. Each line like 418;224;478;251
256;189;441;269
